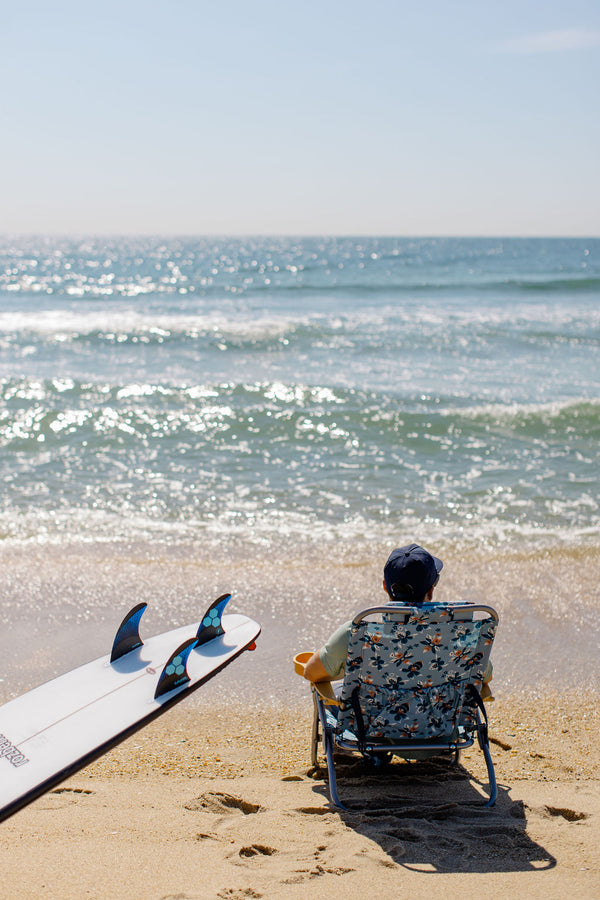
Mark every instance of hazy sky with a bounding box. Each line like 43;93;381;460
2;0;599;236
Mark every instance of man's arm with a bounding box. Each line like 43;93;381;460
302;620;352;682
302;651;331;683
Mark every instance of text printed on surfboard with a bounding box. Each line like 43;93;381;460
0;734;29;768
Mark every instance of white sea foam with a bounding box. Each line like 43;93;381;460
0;308;304;341
442;396;600;422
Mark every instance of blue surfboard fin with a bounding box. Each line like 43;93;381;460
154;638;198;699
110;603;147;663
195;593;230;646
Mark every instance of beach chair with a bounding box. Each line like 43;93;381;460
296;603;498;810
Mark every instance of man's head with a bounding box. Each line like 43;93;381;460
383;543;443;603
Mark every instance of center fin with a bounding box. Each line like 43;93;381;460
154;638;198;699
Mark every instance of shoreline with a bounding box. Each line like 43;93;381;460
1;540;600;701
1;692;599;899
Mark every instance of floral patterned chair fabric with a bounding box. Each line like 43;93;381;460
336;606;496;746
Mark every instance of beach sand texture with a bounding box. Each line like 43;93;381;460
1;541;600;897
1;695;598;900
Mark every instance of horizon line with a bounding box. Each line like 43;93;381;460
1;232;599;241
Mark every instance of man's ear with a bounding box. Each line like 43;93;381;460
383;579;389;595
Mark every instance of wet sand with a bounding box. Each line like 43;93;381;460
1;540;599;699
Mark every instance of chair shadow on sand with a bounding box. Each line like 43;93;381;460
307;754;556;874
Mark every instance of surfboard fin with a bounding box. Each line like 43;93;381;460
110;603;147;663
154;638;198;698
195;593;231;646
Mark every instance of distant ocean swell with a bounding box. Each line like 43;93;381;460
0;235;597;299
3;274;600;299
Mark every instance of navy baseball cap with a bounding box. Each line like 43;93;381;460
383;544;443;600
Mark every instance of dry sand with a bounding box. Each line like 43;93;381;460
1;692;598;900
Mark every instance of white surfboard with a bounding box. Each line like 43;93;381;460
0;594;260;823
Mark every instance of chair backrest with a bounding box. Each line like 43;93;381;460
336;603;498;744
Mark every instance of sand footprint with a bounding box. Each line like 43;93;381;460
280;841;356;884
194;832;227;843
293;806;335;816
238;844;277;858
522;802;589;823
281;864;354;884
160;894;204;900
51;787;94;795
544;805;588;822
224;843;278;866
216;888;262;899
184;792;263;816
39;787;95;810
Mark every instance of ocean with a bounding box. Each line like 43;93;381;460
1;235;599;699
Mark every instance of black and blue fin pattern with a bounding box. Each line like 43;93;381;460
195;593;231;646
154;638;198;699
110;602;147;663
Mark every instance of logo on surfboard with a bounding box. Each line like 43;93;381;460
0;734;29;768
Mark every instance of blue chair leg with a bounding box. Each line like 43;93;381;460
315;696;347;810
482;741;497;807
476;708;497;806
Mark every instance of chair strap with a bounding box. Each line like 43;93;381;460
467;683;489;748
350;685;368;752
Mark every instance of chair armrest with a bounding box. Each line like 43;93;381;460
312;680;341;707
481;682;495;702
293;652;341;706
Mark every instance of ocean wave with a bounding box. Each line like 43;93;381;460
0;308;304;349
3;273;599;300
230;274;600;296
1;299;599;350
2;377;598;439
442;398;600;437
512;275;600;292
0;495;598;552
1;376;598;551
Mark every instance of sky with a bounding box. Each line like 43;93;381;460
1;0;599;236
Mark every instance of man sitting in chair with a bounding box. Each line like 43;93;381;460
303;543;493;694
